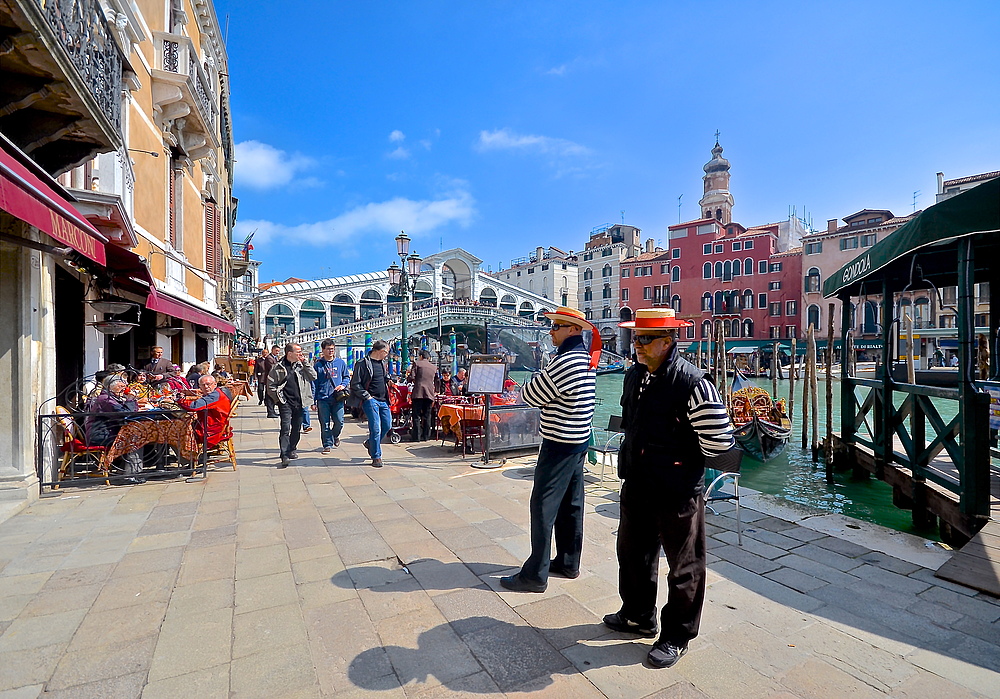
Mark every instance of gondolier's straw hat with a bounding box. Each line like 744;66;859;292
543;306;595;330
618;308;693;329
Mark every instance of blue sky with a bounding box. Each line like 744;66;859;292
217;0;1000;285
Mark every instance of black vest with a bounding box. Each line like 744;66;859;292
619;348;709;496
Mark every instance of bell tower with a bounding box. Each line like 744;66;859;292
699;136;733;224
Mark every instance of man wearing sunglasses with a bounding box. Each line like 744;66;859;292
605;308;734;669
500;306;596;593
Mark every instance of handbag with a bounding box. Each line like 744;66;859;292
334;388;351;402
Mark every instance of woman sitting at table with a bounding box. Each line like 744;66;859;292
176;375;234;450
164;366;189;393
436;369;455;396
185;361;210;388
85;375;145;484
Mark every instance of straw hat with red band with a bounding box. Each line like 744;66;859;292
543;306;594;330
542;306;602;370
618;308;693;329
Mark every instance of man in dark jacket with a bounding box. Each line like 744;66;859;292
266;343;318;468
143;346;176;387
350;340;391;468
253;348;270;405
408;350;437;442
313;339;350;453
605;309;734;669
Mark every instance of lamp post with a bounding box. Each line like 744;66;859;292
387;232;423;372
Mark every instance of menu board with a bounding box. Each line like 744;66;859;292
467;360;507;394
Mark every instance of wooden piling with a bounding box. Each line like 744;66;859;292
772;340;779;399
810;325;820;461
905;312;916;384
801;329;810;450
826;303;835;482
789;337;796;423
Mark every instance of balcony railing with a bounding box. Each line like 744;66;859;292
152;32;219;144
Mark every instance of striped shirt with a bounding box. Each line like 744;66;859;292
522;339;596;444
687;378;736;457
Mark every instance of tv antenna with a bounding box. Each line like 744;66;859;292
677;194;683;223
912;190;921;212
620;210;625;224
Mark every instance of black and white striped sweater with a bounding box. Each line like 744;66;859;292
521;339;596;444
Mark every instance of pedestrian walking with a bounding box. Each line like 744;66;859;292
408;349;437;441
605;309;735;669
500;306;597;593
313;339;350;454
350;340;392;468
266;343;317;468
253;348;269;404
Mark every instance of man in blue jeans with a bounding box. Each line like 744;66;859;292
313;338;350;454
350;340;392;468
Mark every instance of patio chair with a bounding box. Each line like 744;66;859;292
53;405;108;485
202;394;240;470
586;415;623;491
705;445;744;545
459;418;486;457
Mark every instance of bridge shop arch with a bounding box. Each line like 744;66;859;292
266;303;295;336
500;294;517;315
299;299;327;331
479;287;498;307
360;289;383;319
330;294;356;324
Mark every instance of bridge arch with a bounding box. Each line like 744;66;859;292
441;258;474;300
299;299;327;331
330;293;355;324
500;294;517;314
479;287;498;307
519;301;534;318
266;303;295;336
360;289;383;319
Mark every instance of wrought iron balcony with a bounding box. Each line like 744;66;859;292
0;0;126;173
151;32;220;159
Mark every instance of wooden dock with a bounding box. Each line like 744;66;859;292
935;521;1000;596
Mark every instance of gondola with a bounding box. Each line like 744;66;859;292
728;369;791;462
596;361;625;375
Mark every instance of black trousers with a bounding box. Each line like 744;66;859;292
411;397;433;441
277;402;303;458
255;378;266;403
616;480;706;646
519;441;586;583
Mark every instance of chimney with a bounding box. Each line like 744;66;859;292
827;218;838;234
936;172;944;194
645;238;654;253
536;246;544;262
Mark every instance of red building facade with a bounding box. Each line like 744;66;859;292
667;219;802;343
619;248;673;323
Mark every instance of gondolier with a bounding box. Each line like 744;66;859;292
606;308;734;669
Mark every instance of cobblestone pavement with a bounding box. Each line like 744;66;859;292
0;401;998;698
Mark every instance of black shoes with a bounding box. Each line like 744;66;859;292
602;611;657;638
647;640;687;668
334;438;341;447
278;456;289;469
499;574;546;593
548;561;580;579
289;451;299;459
372;458;383;468
363;439;370;454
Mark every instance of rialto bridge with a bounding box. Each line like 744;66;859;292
255;248;555;346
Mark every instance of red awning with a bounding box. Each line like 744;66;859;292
146;287;236;334
0;137;107;265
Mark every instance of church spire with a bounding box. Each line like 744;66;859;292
699;137;733;224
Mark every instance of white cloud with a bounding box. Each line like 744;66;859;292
389;130;406;142
234;140;314;190
545;64;568;76
475;128;590;158
387;146;411;160
235;188;475;247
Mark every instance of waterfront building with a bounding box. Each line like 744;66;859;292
0;0;235;505
577;224;641;352
492;246;578;308
619;240;672;318
800;210;916;357
667;141;807;347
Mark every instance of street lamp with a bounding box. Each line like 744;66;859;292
387;231;422;371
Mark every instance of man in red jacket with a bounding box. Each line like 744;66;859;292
177;375;234;450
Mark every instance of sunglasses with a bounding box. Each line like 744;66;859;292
550;323;576;330
633;334;668;345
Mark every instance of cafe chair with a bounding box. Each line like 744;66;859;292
53;405;109;485
203;397;240;470
460;418;486;457
704;446;744;545
586;415;623;491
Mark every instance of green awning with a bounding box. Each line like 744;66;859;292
823;177;1000;298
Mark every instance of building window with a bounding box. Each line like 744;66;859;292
786;325;797;338
770;262;783;273
840;237;859;250
759;260;768;274
672;248;680;258
723;261;732;282
671;266;679;282
744;258;753;275
702;320;711;338
583;268;593;280
807;304;820;329
703;243;712;254
743;240;753;250
942;286;957;304
769;281;782;291
731;259;741;277
643;287;652;300
769;326;781;338
714;244;723;253
714;261;723;278
703;263;712;279
743;319;754;337
660;264;669;275
786;300;797;315
622;288;629;301
805;267;821;293
602;264;612;277
867;217;882;224
702;293;712;311
758;293;767;308
621;269;630;278
583;253;592;261
743;290;754;308
769;302;781;316
602;307;613;318
975;313;988;327
527;267;534;274
732;241;742;251
805;242;823;254
584;288;593;301
602;249;612;256
686;324;695;339
977;282;990;303
671;295;681;313
585;309;593;320
542;264;549;270
603;284;612;299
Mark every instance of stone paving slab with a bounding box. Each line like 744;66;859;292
0;401;997;697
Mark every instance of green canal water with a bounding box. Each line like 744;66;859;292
514;370;947;539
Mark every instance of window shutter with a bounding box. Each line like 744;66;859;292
205;201;219;279
168;165;177;248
